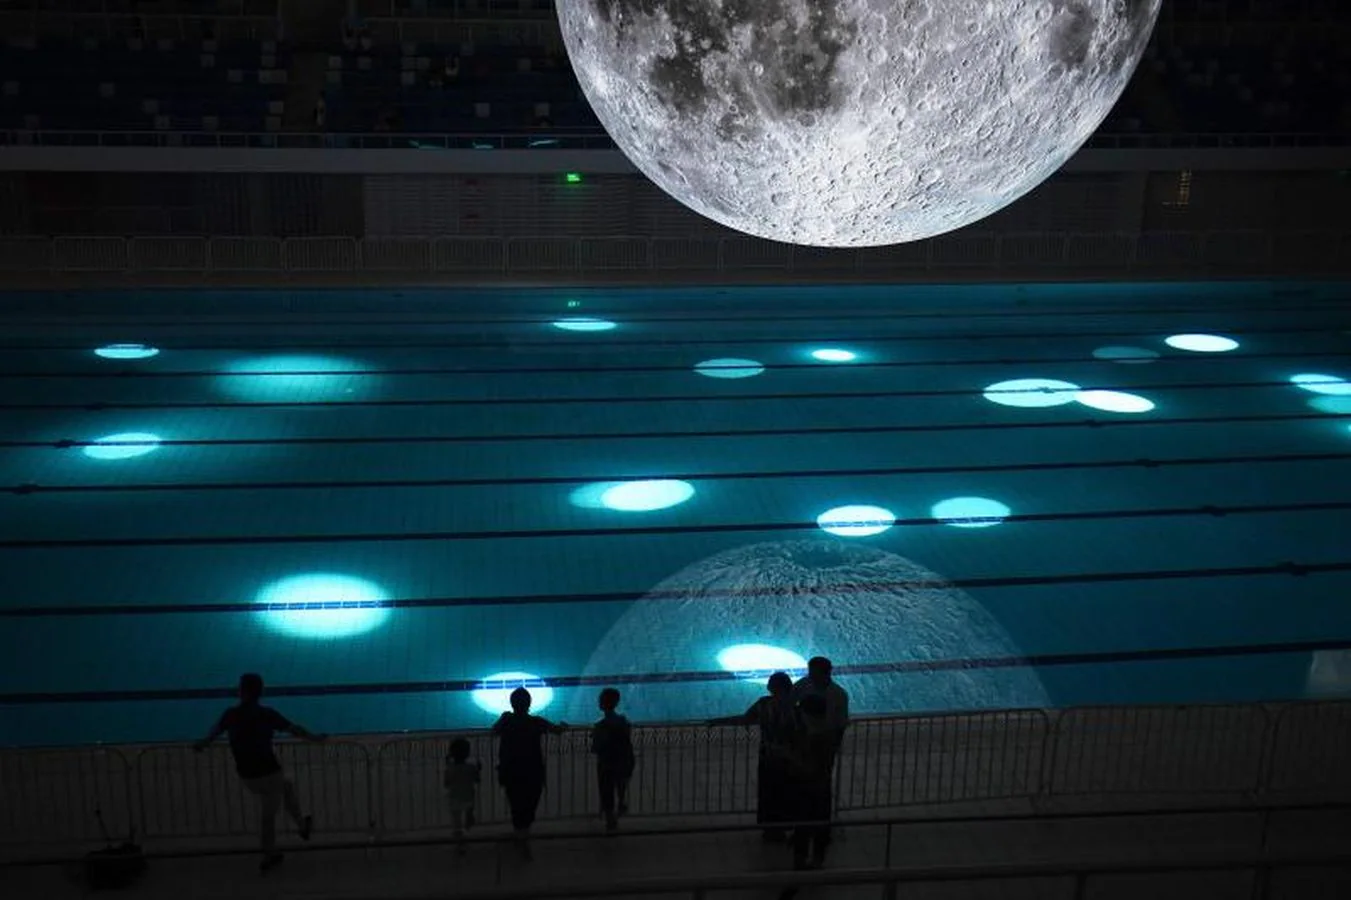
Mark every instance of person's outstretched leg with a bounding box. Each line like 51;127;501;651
281;776;312;840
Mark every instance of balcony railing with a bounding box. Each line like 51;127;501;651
0;231;1346;280
2;701;1350;863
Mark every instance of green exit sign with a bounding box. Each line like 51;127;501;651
564;172;583;184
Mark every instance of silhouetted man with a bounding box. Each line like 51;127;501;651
792;657;849;753
493;687;567;859
194;673;326;872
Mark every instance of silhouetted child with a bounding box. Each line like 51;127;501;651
443;737;481;855
591;687;635;832
492;687;567;860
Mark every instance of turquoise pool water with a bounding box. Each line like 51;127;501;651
2;281;1350;748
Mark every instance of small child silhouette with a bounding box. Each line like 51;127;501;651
443;737;481;855
591;687;636;832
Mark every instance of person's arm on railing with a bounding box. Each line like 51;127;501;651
284;721;329;743
191;713;228;752
707;702;759;728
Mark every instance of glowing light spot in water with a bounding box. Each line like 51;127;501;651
1309;396;1351;415
82;432;162;460
810;348;858;363
255;573;390;639
601;480;695;512
95;343;159;360
219;355;369;402
1164;334;1239;353
817;504;896;537
695;358;765;379
1074;389;1156;413
983;378;1080;408
931;496;1011;528
552;317;616;332
1290;374;1351;396
1093;345;1158;364
472;672;554;714
717;644;809;684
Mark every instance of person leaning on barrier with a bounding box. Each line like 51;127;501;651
193;673;327;873
707;670;799;842
792;657;849;753
492;686;568;860
784;693;836;871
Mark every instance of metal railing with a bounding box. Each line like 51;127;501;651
2;700;1349;860
2;128;1345;151
0;10;281;41
0;231;1346;279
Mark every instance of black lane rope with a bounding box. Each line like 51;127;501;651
4;634;1350;705
4;309;1349;353
4;410;1348;454
4;559;1348;620
2;499;1348;551
1;372;1347;415
11;450;1347;497
4;344;1351;380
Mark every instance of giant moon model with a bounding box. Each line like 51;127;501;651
571;540;1048;722
558;1;1161;247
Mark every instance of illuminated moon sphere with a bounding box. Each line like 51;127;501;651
557;1;1160;247
570;540;1048;721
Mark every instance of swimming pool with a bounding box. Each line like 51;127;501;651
2;281;1350;748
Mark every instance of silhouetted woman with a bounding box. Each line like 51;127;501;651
492;687;566;859
708;670;798;842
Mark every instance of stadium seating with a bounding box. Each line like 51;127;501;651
0;34;288;133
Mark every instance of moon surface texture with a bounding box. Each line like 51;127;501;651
558;0;1161;247
572;541;1048;722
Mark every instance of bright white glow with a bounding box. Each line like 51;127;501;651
82;432;162;460
220;355;368;402
1164;334;1239;353
1290;374;1351;396
472;671;554;715
94;343;159;360
810;348;857;363
817;504;896;537
1093;346;1158;364
717;644;809;684
694;358;765;379
1075;389;1156;414
552;317;617;332
931;496;1011;528
982;378;1081;408
256;573;390;639
1309;396;1351;415
600;479;695;512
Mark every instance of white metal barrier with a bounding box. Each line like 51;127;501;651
3;701;1351;861
0;232;1346;279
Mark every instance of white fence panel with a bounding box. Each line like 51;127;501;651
130;236;208;271
433;237;505;273
1065;233;1136;268
856;241;931;271
1000;233;1068;267
208;237;283;272
578;237;650;270
53;236;127;271
1205;231;1272;268
930;233;1000;267
0;237;52;271
1047;705;1268;799
360;237;431;272
792;246;858;272
1272;231;1348;272
651;237;722;270
1136;231;1202;268
722;238;792;269
506;237;579;271
284;237;358;272
0;747;133;857
1266;702;1351;800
